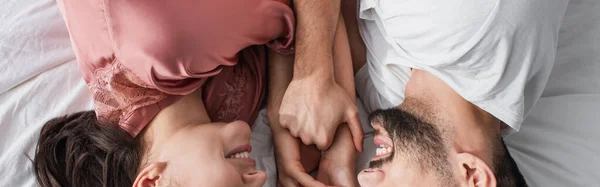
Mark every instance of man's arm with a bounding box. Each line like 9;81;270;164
292;0;340;79
279;0;363;152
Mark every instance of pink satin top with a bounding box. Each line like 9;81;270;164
57;0;295;136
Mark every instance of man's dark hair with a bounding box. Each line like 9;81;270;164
369;107;455;184
493;139;529;187
33;111;143;187
369;108;528;187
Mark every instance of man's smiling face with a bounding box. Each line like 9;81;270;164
358;108;457;187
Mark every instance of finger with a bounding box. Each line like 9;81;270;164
278;162;302;187
278;113;292;128
278;176;299;187
315;130;334;150
290;170;327;187
299;134;313;146
289;126;300;138
316;168;330;185
346;110;364;152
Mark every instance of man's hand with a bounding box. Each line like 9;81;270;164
278;76;363;151
316;125;359;187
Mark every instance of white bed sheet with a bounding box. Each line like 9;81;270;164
0;0;93;186
0;0;75;95
0;0;598;186
0;61;93;186
503;0;600;185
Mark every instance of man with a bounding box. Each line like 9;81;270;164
276;0;570;187
350;0;569;186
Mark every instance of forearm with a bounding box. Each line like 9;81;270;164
292;0;341;79
333;14;356;99
341;0;367;74
332;14;357;152
267;52;295;133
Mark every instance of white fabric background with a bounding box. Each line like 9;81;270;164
504;0;600;185
0;0;92;185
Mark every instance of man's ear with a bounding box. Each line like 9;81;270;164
133;162;167;187
456;153;496;187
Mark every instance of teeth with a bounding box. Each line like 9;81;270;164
375;146;392;156
228;151;251;159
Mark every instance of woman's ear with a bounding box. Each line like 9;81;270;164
133;162;167;187
456;153;496;187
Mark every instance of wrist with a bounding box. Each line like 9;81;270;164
291;69;336;89
293;53;335;80
329;126;356;152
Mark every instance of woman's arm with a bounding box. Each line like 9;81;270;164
267;53;294;129
267;53;327;187
316;13;359;187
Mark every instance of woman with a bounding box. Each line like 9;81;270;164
34;0;295;186
34;0;359;186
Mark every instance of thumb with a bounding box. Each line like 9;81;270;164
345;110;364;152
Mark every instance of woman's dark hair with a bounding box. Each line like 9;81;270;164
33;111;144;187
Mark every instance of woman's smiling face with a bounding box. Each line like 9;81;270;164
149;120;267;187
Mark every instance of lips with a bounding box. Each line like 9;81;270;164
371;122;394;161
225;144;252;158
371;139;393;161
375;144;392;157
225;144;257;166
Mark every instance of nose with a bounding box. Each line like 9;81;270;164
242;170;267;186
221;120;252;141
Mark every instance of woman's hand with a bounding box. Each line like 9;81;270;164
269;110;327;187
272;132;322;187
316;125;359;187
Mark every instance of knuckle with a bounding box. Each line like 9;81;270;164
317;130;328;140
299;133;312;144
289;128;299;137
282;166;293;174
323;135;332;143
316;138;327;149
279;115;289;124
300;137;312;145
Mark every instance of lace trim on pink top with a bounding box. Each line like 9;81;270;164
89;60;170;136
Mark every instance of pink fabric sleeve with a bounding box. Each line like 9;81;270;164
57;0;295;136
105;0;295;95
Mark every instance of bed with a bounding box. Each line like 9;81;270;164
1;0;598;186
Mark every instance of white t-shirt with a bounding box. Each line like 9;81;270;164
357;0;569;132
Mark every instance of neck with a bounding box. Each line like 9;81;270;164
402;70;502;165
140;89;210;159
